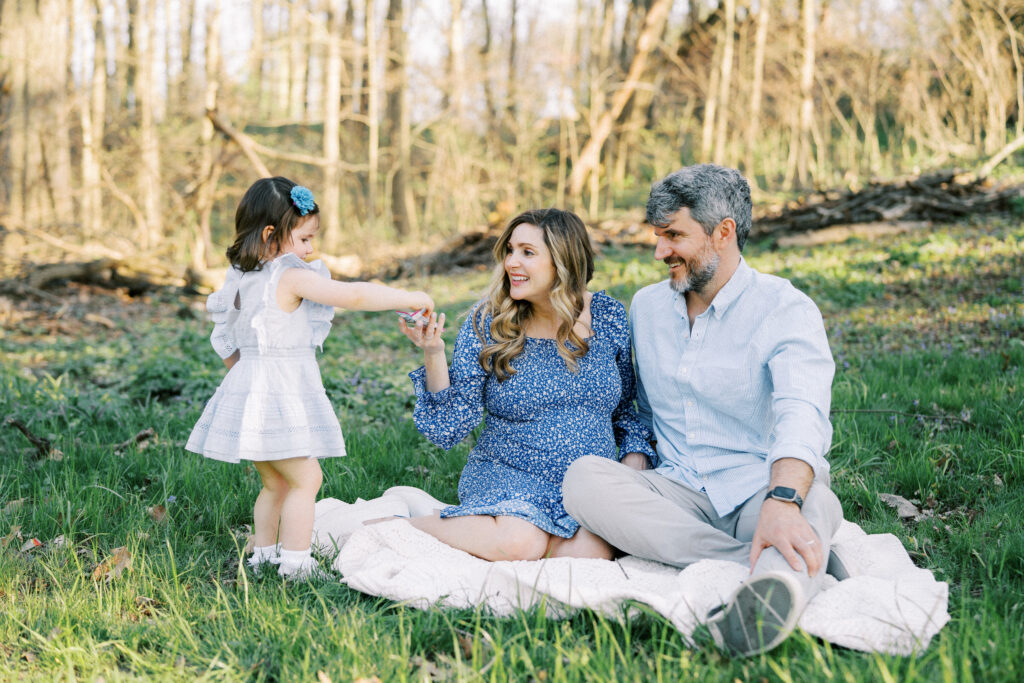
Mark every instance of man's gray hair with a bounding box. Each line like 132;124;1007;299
645;164;753;251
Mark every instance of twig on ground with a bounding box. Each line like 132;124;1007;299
4;417;62;459
831;408;972;425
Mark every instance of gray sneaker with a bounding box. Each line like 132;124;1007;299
826;548;851;581
706;571;803;656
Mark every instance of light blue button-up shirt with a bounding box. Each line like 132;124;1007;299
630;258;835;517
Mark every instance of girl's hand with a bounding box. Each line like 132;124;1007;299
400;311;446;355
411;292;434;318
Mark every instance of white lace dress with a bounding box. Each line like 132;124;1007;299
186;253;347;462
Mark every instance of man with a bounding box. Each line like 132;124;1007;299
562;164;844;656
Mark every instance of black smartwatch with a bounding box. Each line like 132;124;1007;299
764;486;804;509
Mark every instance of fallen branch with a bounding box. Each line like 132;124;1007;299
831;408;972;425
4;417;63;460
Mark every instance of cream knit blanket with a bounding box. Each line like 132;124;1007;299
322;508;948;655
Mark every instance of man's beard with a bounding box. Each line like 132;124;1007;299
667;245;719;294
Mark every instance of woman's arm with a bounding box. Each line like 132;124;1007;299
400;311;450;392
406;311;489;450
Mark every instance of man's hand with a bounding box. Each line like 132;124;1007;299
749;498;824;576
620;452;651;470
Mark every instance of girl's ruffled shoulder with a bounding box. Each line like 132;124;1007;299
268;252;330;276
207;267;243;359
206;266;243;315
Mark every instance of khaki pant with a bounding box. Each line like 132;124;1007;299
562;456;844;603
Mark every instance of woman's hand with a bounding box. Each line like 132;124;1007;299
400;311;447;355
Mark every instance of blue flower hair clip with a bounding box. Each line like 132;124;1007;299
290;186;316;216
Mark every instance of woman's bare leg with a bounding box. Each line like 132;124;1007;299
547;526;615;560
409;513;551;561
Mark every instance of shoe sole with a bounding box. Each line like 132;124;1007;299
708;572;801;656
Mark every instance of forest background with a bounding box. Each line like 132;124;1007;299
3;0;1024;278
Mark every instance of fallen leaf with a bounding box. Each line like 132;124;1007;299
92;546;132;581
879;493;933;521
84;313;116;328
147;505;167;522
19;537;42;552
353;678;382;683
317;672;333;683
50;535;67;548
134;595;159;617
2;498;25;515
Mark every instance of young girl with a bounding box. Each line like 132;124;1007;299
186;177;433;579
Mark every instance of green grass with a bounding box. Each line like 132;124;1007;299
2;217;1023;680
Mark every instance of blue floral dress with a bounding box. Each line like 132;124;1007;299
409;291;656;538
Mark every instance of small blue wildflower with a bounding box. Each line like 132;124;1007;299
290;185;316;215
167;495;177;504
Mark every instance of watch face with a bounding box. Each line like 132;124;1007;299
773;486;797;500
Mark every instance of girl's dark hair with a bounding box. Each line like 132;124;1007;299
226;176;320;271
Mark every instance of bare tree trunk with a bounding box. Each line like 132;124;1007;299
385;0;417;238
41;0;74;227
568;0;671;199
322;0;345;251
250;0;265;114
507;0;518;123
176;0;195;104
365;0;379;225
794;0;817;188
744;0;769;185
196;1;221;269
712;0;735;164
137;0;163;248
448;0;465;122
123;0;138;112
289;0;308;120
994;3;1024;138
0;0;28;246
81;0;108;239
479;0;496;128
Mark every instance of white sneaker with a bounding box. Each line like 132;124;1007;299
706;571;804;656
312;495;410;553
382;485;451;517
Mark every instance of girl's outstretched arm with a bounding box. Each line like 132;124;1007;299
280;268;433;315
223;349;240;370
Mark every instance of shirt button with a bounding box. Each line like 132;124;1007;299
680;368;688;374
686;400;694;407
688;432;695;439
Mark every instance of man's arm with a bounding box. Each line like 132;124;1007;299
749;457;823;575
750;296;835;576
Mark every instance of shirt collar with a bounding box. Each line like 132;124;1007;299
669;257;753;320
697;257;752;320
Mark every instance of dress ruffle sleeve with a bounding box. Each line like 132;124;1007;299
253;253;335;352
207;267;243;359
596;294;658;464
409;308;489;450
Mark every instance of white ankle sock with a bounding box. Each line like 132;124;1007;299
277;548;314;576
248;543;281;566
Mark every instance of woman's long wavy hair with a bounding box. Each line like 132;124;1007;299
472;209;595;381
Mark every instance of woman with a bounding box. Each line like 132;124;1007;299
397;208;655;561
